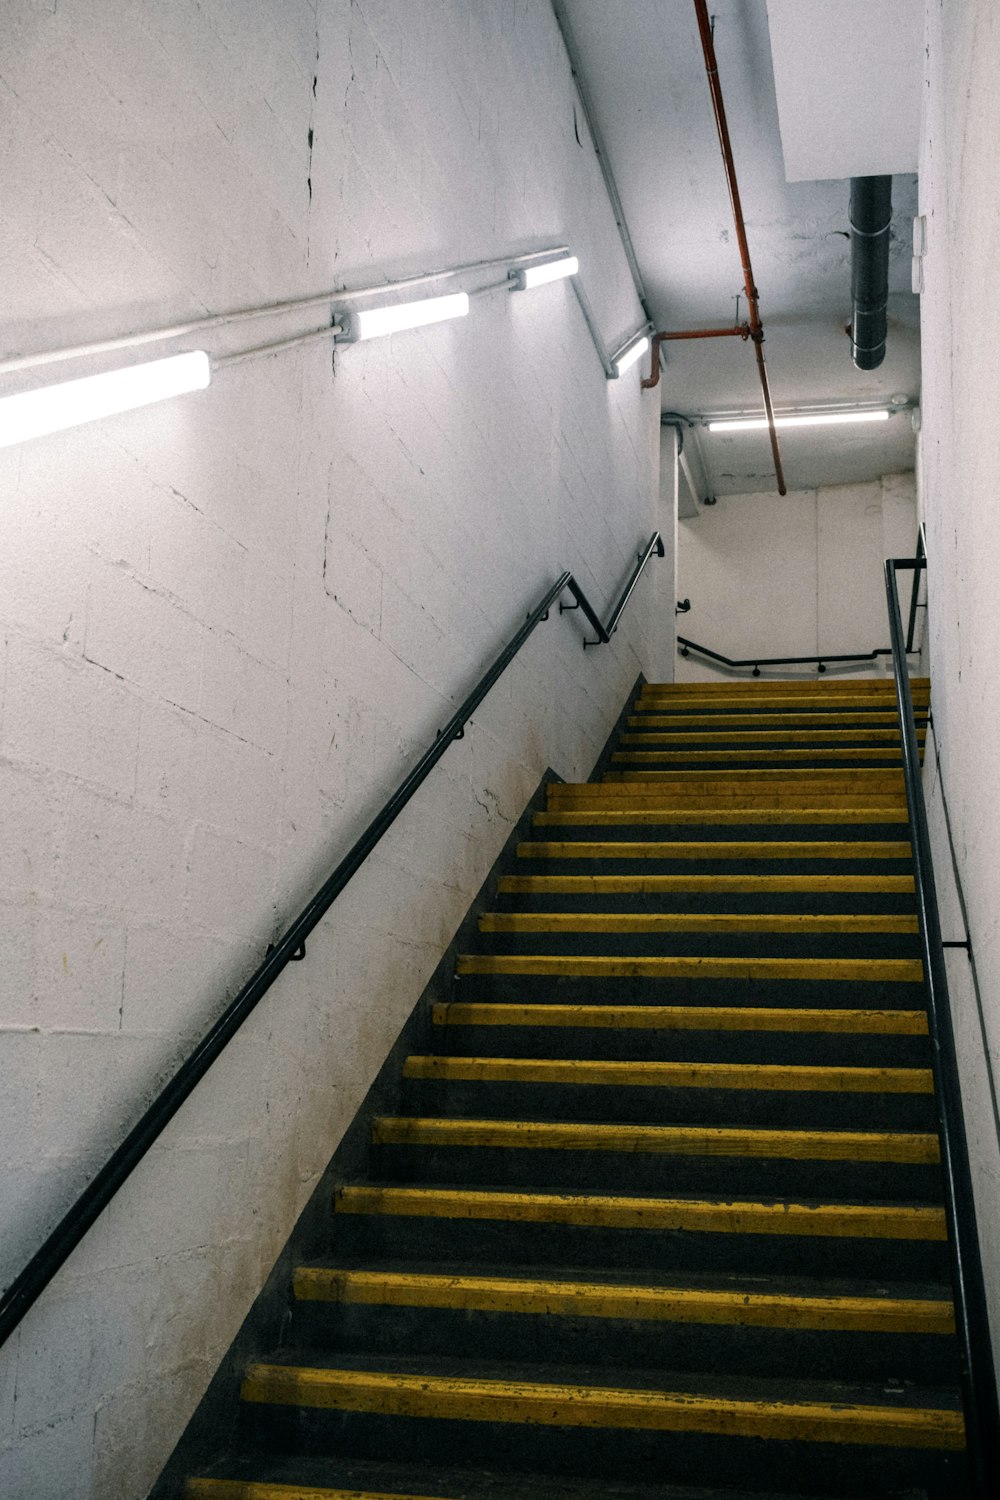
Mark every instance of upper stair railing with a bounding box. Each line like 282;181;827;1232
884;548;1000;1496
0;533;664;1352
677;528;927;676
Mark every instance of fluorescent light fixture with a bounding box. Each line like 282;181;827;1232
510;255;579;291
613;335;650;377
707;409;891;433
342;292;470;342
0;351;211;450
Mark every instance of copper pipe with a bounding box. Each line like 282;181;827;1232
693;0;787;494
641;324;750;389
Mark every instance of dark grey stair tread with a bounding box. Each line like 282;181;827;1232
251;1345;963;1413
191;1448;896;1500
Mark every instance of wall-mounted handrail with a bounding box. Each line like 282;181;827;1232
0;533;664;1353
675;556;926;675
885;554;1000;1496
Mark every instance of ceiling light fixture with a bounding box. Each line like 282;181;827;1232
707;409;892;433
340;292;470;342
611;334;651;378
510;255;579;290
0;350;211;451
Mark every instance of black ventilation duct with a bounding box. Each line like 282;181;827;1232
849;176;892;370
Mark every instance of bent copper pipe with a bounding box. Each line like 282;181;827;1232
693;0;786;494
642;324;750;390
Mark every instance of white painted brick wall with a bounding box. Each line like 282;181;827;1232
0;2;662;1495
918;0;1000;1372
675;475;917;680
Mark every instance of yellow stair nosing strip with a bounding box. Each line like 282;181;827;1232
403;1055;934;1094
456;954;924;982
432;1001;930;1035
239;1366;964;1450
534;810;910;826
479;912;919;934
292;1267;955;1335
185;1484;448;1500
334;1184;948;1240
499;874;916;892
618;730;919;744
611;749;909;762
518;839;912;860
372;1115;940;1164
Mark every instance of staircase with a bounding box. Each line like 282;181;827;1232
181;674;974;1500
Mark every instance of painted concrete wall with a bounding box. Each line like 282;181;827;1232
675;474;917;680
0;4;662;1495
918;0;1000;1365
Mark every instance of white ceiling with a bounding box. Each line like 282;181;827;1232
556;0;921;496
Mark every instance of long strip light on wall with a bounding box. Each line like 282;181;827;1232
611;334;650;378
339;292;470;343
0;351;211;450
707;409;891;433
509;255;579;291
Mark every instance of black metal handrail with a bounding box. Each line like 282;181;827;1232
0;533;664;1351
885;554;1000;1495
677;637;894;674
677;543;926;675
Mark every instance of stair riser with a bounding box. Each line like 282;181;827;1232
516;859;915;877
333;1211;952;1282
432;1023;933;1068
455;973;927;1007
496;891;918;914
241;1405;966;1497
292;1302;958;1386
397;1080;938;1132
474;933;923;960
370;1144;943;1203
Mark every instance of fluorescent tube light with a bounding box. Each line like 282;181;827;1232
342;292;470;342
707;409;891;433
613;335;650;377
0;351;211;450
510;256;579;291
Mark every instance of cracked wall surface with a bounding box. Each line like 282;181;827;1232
0;3;662;1494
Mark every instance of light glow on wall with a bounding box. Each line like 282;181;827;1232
343;292;470;342
708;409;892;433
0;351;212;450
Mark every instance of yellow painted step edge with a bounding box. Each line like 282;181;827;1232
611;749;909;763
293;1267;954;1335
618;729;921;744
239;1366;964;1451
517;840;912;861
432;1002;929;1035
185;1484;447;1500
402;1055;934;1095
456;955;924;983
479;912;919;935
372;1116;940;1164
534;809;910;826
500;874;916;893
334;1185;948;1240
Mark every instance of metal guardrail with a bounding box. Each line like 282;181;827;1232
677;532;926;675
0;533;664;1351
885;553;1000;1496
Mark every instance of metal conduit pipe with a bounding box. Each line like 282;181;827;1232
641;324;750;390
850;176;893;370
693;0;787;495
